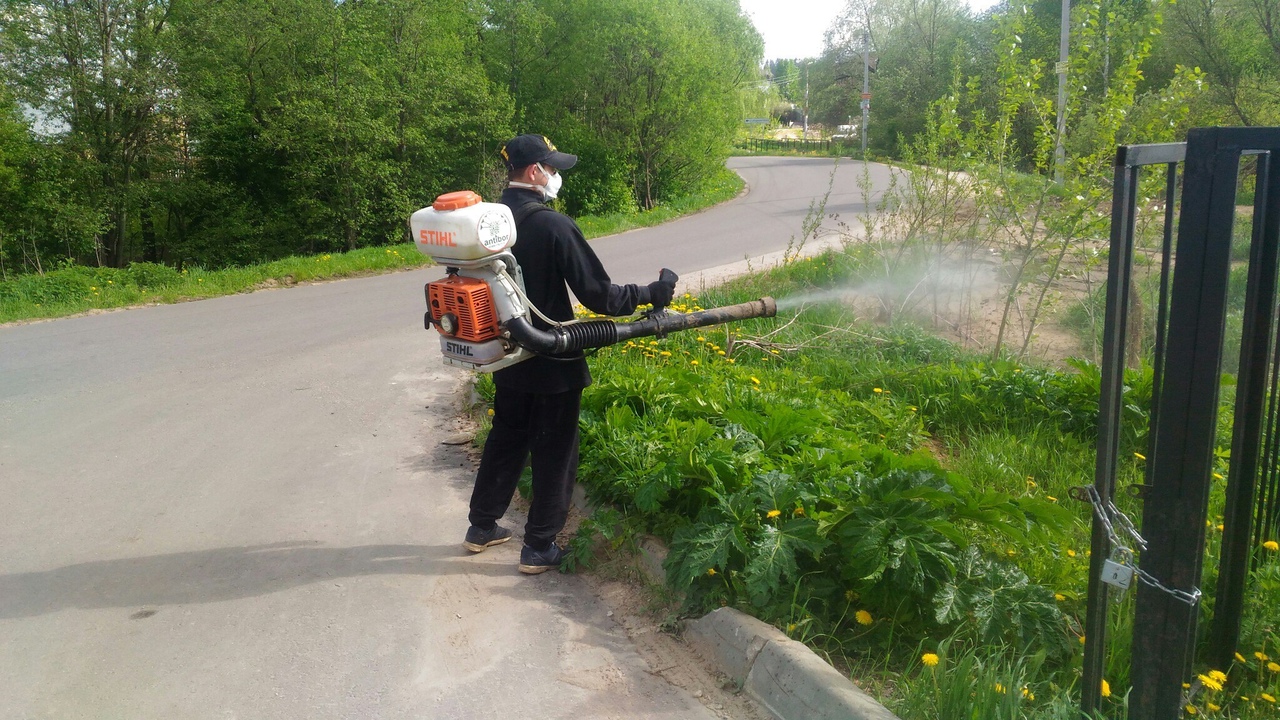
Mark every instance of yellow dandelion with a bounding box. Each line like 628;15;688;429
1240;696;1250;702
1264;540;1279;551
1209;670;1227;683
660;351;671;357
690;360;699;366
1067;549;1077;558
787;623;796;632
696;336;705;341
1054;593;1066;601
717;350;726;356
1101;679;1111;697
707;568;717;576
766;509;781;519
770;349;779;354
1198;674;1223;692
1185;705;1197;715
1080;635;1087;644
1026;478;1037;487
793;507;805;516
1022;687;1034;700
922;652;939;667
994;683;1006;694
1268;661;1280;673
751;377;760;385
1236;652;1248;663
1263;693;1276;703
1207;703;1220;712
873;387;883;393
1047;495;1059;502
1213;473;1225;480
1184;683;1192;689
1134;452;1146;460
727;358;736;364
1217;524;1224;531
1256;652;1270;661
855;610;873;626
486;408;495;417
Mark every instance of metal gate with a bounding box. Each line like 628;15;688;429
1082;127;1280;718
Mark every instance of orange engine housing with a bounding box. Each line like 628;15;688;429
427;275;501;342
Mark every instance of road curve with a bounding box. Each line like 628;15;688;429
0;157;888;719
597;156;891;283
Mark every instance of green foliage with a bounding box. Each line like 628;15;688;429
0;244;429;323
935;547;1072;658
0;0;753;276
487;0;761;213
574;249;1280;717
890;638;1063;720
575;299;1080;660
563;507;635;573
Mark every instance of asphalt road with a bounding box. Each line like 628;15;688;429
0;156;888;720
598;156;890;283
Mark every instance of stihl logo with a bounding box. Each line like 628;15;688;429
445;341;473;356
419;229;456;247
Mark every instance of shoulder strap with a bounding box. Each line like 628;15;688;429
512;201;550;227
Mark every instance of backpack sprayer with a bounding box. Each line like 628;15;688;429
412;190;777;372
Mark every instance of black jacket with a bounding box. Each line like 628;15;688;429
494;187;651;394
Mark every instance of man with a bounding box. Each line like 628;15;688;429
463;134;677;574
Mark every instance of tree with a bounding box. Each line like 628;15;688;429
3;0;177;267
1157;0;1280;124
819;0;977;155
488;0;762;214
171;0;510;265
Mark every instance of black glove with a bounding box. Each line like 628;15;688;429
647;268;678;308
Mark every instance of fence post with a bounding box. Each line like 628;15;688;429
1130;127;1241;719
1209;147;1280;669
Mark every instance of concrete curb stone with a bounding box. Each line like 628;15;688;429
685;607;789;686
744;630;899;720
571;487;900;720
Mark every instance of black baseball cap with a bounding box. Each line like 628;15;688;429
500;134;578;171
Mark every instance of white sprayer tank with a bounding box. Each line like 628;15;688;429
410;190;516;263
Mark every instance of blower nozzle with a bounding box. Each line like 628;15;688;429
506;297;778;356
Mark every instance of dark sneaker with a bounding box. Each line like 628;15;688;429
518;543;565;574
463;524;513;553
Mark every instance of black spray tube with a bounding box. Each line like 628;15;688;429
504;298;777;355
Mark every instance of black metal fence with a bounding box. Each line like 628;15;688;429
735;138;850;154
1083;128;1280;718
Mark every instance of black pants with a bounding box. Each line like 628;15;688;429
468;386;581;551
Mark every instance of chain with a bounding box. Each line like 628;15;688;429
1134;567;1202;606
1080;485;1202;607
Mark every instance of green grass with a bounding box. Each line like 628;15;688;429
526;246;1280;719
0;170;745;325
575;166;743;237
0;247;432;325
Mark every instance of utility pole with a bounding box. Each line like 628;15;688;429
803;62;809;138
1054;0;1070;183
860;30;871;158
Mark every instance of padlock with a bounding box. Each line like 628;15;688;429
1100;548;1135;598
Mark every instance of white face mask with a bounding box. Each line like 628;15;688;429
537;163;562;200
510;162;562;200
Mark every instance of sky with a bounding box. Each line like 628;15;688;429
738;0;1000;61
